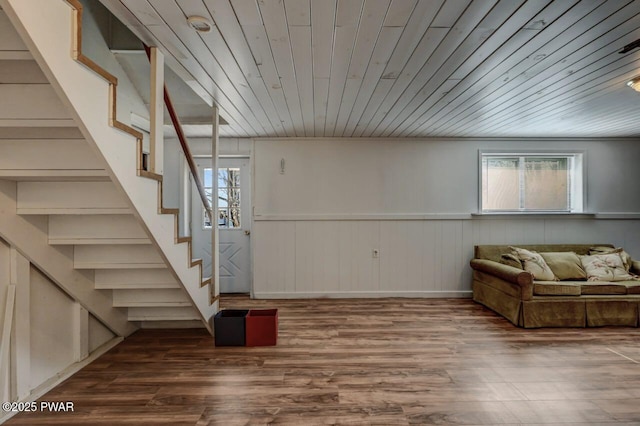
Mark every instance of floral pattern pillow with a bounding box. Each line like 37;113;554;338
509;246;556;281
589;247;632;272
580;253;634;282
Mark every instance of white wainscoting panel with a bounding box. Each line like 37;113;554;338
253;221;296;294
253;218;640;298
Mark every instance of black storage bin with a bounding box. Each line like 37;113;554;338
213;309;248;346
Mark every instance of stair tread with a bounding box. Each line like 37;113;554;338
50;238;151;245
95;283;180;290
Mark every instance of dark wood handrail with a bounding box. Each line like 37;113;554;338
144;45;212;222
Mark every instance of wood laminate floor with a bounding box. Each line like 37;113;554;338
6;297;640;425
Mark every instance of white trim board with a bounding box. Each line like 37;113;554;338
252;212;640;221
253;291;473;299
255;213;473;221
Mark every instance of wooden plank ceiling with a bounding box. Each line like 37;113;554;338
100;0;640;138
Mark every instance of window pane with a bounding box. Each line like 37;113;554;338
229;208;241;228
228;188;240;208
204;168;213;187
483;157;519;210
218;209;229;227
228;168;240;187
218;188;229;208
524;158;568;210
218;169;228;188
204;210;212;228
205;188;213;205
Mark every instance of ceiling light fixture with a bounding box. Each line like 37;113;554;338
626;77;640;92
187;16;212;33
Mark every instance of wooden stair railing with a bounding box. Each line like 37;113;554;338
143;44;213;224
63;0;218;305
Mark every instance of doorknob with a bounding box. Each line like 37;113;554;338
244;230;251;236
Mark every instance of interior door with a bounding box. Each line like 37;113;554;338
191;157;251;294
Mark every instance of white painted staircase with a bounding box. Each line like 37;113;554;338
0;1;217;335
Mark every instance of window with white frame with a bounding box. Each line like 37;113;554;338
203;167;241;229
480;152;584;213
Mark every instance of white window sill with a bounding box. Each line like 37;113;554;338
471;212;596;219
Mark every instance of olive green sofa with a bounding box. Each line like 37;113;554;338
470;244;640;328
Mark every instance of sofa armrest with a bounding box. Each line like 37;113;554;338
631;260;640;275
470;259;534;300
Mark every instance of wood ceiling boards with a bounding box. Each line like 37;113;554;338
100;0;640;138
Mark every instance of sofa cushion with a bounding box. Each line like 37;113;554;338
589;246;632;272
540;252;586;281
533;281;581;296
581;252;635;282
621;281;640;294
580;282;628;295
510;246;556;281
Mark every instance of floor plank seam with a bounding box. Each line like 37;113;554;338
606;347;640;364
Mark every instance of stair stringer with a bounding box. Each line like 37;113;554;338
2;0;217;333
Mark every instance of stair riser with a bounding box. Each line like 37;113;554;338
127;306;200;321
17;181;130;214
0;84;71;120
0;10;28;52
0;59;47;83
49;214;150;245
0;140;105;172
74;245;165;269
94;269;180;289
112;289;190;307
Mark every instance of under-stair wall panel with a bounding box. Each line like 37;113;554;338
17;181;130;214
29;266;76;388
88;315;115;353
0;240;119;423
49;215;150;245
73;245;165;269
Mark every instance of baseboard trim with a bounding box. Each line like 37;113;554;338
252;291;473;299
0;336;122;423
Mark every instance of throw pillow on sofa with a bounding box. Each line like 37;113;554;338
589;246;632;272
581;252;634;282
500;253;523;269
509;246;556;281
540;252;587;281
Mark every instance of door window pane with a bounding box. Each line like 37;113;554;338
205;167;242;228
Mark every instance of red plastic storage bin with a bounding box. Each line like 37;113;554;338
245;309;278;346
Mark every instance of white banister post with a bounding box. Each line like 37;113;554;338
211;105;219;303
150;46;164;174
